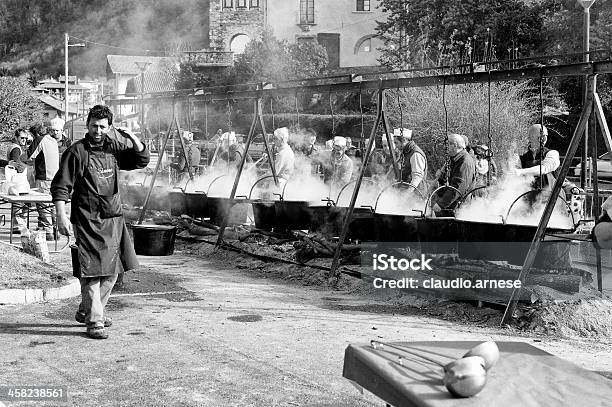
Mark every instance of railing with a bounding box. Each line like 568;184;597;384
181;50;234;67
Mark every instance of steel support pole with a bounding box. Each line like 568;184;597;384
501;75;595;326
581;5;591;188
330;82;385;278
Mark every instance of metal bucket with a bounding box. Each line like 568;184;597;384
456;219;574;267
208;197;249;226
131;224;177;256
276;200;312;231
184;191;208;218
331;206;376;242
252;201;276;231
373;212;419;242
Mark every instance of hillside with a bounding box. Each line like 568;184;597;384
0;0;210;79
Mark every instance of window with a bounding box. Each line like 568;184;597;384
358;38;371;53
223;0;233;9
356;0;370;11
236;0;247;8
300;0;315;24
250;0;260;7
354;35;377;54
230;34;250;55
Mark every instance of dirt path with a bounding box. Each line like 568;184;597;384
0;251;610;406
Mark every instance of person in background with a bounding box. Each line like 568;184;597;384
6;128;31;233
171;130;201;181
51;105;150;340
322;136;353;194
216;131;251;167
299;130;318;157
473;144;498;186
432;133;476;216
48;117;70;154
272;127;295;186
28;122;60;240
392;128;427;194
514;124;559;189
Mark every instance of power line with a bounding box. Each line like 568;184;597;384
68;34;171;54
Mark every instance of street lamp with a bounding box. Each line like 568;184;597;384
134;61;152;138
64;33;84;121
577;0;596;188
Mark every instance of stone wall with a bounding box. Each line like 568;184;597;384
209;1;265;51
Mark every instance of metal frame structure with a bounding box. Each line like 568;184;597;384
107;59;612;327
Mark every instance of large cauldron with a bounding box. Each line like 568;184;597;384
416;217;459;253
208;197;249;226
456;219;575;267
329;206;376;241
184;191;208;218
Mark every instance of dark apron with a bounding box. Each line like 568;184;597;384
75;149;137;277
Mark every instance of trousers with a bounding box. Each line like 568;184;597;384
34;179;55;231
78;274;118;328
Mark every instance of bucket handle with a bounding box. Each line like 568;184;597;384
505;189;576;228
206;174;230;195
423;185;462;215
248;175;286;200
374;182;425;213
335;178;378;207
49;234;71;254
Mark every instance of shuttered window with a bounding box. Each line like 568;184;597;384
300;0;315;24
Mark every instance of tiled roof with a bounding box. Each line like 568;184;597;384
38;82;87;90
106;55;178;76
124;62;179;94
38;95;78;114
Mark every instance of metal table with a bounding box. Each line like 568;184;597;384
343;341;612;407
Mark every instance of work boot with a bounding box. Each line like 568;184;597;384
75;311;112;327
86;327;108;340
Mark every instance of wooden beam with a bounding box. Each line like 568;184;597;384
104;60;612;106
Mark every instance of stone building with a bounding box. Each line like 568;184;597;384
206;0;385;68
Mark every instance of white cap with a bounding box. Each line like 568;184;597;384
273;127;289;143
325;139;334;149
333;136;347;147
393;128;412;139
49;117;65;131
182;130;193;140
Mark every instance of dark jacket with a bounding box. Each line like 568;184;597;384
51;134;150;277
437;149;476;209
520;147;560;190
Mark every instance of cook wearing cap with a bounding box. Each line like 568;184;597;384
272;127;295;182
392;128;427;192
322;135;353;193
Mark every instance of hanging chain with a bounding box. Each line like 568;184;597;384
226;100;233;132
204;97;209;138
538;70;544;191
487;73;492;186
329;88;336;136
358;81;364;153
442;76;450;185
270;97;275;130
295;90;300;128
396;78;403;136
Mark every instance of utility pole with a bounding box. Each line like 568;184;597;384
64;33;85;120
135;61;152;139
578;0;596;188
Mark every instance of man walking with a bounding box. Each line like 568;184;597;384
51;105;150;339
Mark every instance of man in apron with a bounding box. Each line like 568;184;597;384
51;105;150;340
